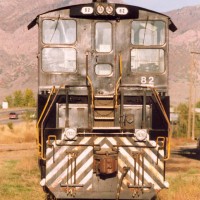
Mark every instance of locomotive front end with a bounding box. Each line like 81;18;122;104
30;0;177;199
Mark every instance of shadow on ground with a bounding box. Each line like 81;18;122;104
172;145;200;161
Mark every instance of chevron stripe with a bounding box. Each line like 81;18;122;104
45;135;167;197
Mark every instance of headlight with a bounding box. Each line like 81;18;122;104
106;5;114;15
135;129;148;141
97;5;105;14
64;128;77;140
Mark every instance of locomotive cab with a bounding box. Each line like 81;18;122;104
29;0;176;199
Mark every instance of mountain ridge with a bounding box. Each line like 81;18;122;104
0;1;200;105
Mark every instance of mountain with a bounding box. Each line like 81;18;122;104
167;5;200;105
0;1;200;106
0;0;123;102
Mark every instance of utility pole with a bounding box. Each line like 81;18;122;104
189;51;200;140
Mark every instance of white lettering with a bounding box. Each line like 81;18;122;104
81;7;94;14
141;76;154;86
116;7;128;15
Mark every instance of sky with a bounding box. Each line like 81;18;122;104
125;0;200;12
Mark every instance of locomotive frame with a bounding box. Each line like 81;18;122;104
29;0;177;199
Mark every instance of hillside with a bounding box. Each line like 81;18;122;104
167;5;200;105
0;1;200;105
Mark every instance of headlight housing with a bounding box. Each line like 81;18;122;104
96;5;105;15
64;128;77;140
135;129;148;141
106;5;114;15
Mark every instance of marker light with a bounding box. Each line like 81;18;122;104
135;129;148;141
64;128;77;140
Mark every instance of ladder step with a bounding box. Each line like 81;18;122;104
94;106;114;109
95;95;114;99
94;116;115;121
93;127;121;130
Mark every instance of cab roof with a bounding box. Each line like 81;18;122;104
28;1;177;32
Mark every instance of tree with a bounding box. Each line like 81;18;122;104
24;89;36;107
13;90;24;107
4;89;36;108
173;103;189;138
5;95;13;107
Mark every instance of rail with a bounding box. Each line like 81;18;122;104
36;86;56;158
115;54;123;108
118;84;171;160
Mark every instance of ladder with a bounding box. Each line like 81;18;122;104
93;95;120;131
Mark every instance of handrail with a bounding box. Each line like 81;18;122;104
36;86;56;157
115;54;123;108
151;87;171;161
116;83;171;160
87;76;94;108
40;86;61;160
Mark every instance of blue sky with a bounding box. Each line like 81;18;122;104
125;0;200;12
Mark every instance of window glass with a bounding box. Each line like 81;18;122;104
42;48;76;73
95;22;112;52
95;64;112;76
131;21;165;45
42;20;76;44
131;49;164;73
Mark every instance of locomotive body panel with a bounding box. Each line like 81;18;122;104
30;1;176;199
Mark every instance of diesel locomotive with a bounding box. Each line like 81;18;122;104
28;0;177;199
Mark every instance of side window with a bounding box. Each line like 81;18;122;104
95;22;112;52
42;48;76;73
42;19;76;44
131;21;165;45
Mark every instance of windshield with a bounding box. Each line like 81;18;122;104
42;19;76;44
131;49;164;73
131;20;165;45
41;19;77;73
42;48;76;73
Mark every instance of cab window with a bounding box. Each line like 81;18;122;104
95;64;112;76
95;22;112;52
42;19;76;44
131;21;165;45
42;48;76;73
131;49;164;73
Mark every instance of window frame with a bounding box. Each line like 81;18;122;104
131;20;166;46
130;48;165;74
95;63;113;77
95;21;113;53
42;19;77;45
41;47;77;74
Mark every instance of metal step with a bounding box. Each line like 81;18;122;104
94;116;115;121
94;95;114;99
94;105;114;109
93;127;121;132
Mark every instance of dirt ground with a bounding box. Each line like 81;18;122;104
167;142;200;174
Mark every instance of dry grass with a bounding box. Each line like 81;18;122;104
0;150;45;200
0;121;36;144
158;169;200;200
1;128;199;200
158;137;200;200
